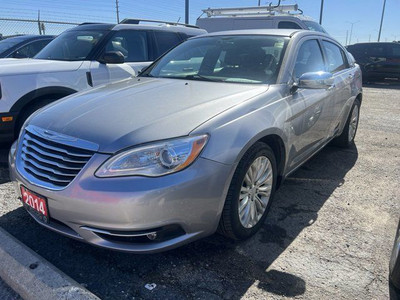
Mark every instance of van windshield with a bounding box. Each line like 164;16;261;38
35;30;106;61
141;35;289;84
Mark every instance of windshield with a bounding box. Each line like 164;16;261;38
141;35;289;84
303;21;327;33
35;30;106;61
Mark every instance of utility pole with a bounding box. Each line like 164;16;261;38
115;0;120;24
345;30;349;46
378;0;386;42
185;0;189;24
347;21;359;45
37;10;41;35
319;0;324;25
258;0;261;6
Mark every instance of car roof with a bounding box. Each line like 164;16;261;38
191;29;318;38
348;42;398;46
70;23;206;35
1;35;54;42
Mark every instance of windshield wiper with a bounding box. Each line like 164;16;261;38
185;74;225;82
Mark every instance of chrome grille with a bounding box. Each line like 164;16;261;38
18;126;96;189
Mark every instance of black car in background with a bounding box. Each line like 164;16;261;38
346;42;400;83
0;35;54;58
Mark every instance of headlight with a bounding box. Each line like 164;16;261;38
95;135;209;177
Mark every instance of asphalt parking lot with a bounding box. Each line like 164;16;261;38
0;85;399;299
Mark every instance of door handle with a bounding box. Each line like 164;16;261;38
327;84;336;91
348;74;354;79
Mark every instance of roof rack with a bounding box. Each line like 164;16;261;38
120;19;199;29
202;4;299;17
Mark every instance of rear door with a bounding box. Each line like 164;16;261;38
90;30;152;86
321;40;353;136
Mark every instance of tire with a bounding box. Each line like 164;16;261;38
332;98;361;148
15;99;53;137
390;222;400;289
218;142;277;240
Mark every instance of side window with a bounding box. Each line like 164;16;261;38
322;41;348;73
278;21;302;29
13;40;50;58
104;31;149;62
153;31;182;58
392;44;400;58
367;44;387;58
294;39;325;78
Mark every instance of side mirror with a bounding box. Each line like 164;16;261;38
98;51;125;64
296;71;334;90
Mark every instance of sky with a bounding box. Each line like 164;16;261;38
0;0;399;45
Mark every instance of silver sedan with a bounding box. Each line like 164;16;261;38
8;29;362;253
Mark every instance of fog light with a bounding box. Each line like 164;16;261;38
147;232;157;240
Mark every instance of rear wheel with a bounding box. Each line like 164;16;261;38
218;142;277;240
332;98;360;148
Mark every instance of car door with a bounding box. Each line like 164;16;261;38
90;30;152;86
321;40;353;136
288;38;332;168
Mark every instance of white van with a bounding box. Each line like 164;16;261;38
196;5;327;33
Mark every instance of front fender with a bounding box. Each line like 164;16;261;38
193;88;290;166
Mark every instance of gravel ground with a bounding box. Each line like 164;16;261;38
0;86;399;299
0;278;21;300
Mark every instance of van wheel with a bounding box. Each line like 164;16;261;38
218;142;277;240
332;98;360;148
15;99;53;137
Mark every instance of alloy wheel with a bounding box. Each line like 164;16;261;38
238;156;273;228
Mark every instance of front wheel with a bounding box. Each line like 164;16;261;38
218;142;277;240
332;98;361;148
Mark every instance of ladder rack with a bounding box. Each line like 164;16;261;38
202;5;299;17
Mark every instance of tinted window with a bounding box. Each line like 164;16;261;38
278;21;302;29
0;39;21;53
367;44;387;57
322;41;348;73
13;39;51;58
391;44;400;57
141;35;289;84
104;31;149;62
294;39;325;78
154;31;182;58
36;31;105;61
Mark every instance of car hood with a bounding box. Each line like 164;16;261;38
0;58;83;76
29;77;268;153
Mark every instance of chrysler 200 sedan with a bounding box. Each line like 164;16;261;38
9;29;362;253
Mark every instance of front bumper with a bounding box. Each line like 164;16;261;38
9;147;234;253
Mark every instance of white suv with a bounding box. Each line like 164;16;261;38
0;21;206;142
